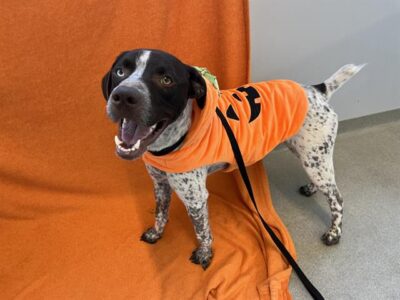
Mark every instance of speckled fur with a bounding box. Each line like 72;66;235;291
147;100;193;152
141;165;172;243
142;64;364;268
286;85;343;245
144;164;214;269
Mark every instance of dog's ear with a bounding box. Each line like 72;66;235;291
186;65;206;109
101;70;112;101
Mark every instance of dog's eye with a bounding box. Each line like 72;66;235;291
160;75;173;86
116;68;125;77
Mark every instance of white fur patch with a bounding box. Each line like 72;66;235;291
122;50;151;84
111;50;152;112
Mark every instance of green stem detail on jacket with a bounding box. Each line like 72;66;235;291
193;66;221;96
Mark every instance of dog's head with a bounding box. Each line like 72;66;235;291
101;49;206;160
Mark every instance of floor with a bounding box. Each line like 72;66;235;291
263;110;400;299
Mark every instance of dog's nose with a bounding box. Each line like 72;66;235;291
111;86;138;106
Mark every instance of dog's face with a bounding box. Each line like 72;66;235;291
102;49;206;160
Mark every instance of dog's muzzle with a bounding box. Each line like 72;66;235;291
113;118;168;160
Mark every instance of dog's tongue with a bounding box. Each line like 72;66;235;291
121;119;151;145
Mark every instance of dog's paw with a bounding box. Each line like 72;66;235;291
321;228;341;245
299;184;317;197
140;227;162;244
189;246;213;270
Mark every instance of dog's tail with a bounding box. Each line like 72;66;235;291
313;64;366;101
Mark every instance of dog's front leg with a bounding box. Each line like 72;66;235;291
167;167;213;270
141;164;172;244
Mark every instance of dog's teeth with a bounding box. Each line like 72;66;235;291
117;144;130;153
115;137;141;153
134;139;141;149
151;124;157;130
114;135;123;146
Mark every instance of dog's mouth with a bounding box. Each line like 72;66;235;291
114;118;168;160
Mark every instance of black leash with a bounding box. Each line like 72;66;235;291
216;107;324;300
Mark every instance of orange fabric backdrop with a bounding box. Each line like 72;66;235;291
0;1;295;299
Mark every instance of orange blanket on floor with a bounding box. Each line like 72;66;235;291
0;1;296;299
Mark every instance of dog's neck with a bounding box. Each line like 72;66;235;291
147;99;193;152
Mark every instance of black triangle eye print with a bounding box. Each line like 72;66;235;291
226;105;239;120
226;86;261;123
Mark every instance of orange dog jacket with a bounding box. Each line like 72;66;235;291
143;77;308;173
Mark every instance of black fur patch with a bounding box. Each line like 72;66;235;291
313;83;327;94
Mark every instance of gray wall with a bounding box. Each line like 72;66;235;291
250;0;400;120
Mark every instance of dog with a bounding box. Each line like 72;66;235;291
101;49;363;269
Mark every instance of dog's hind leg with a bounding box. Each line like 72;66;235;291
285;141;318;197
299;183;318;197
289;135;344;245
287;87;343;245
302;152;343;245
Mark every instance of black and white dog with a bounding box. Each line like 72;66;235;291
101;49;363;269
